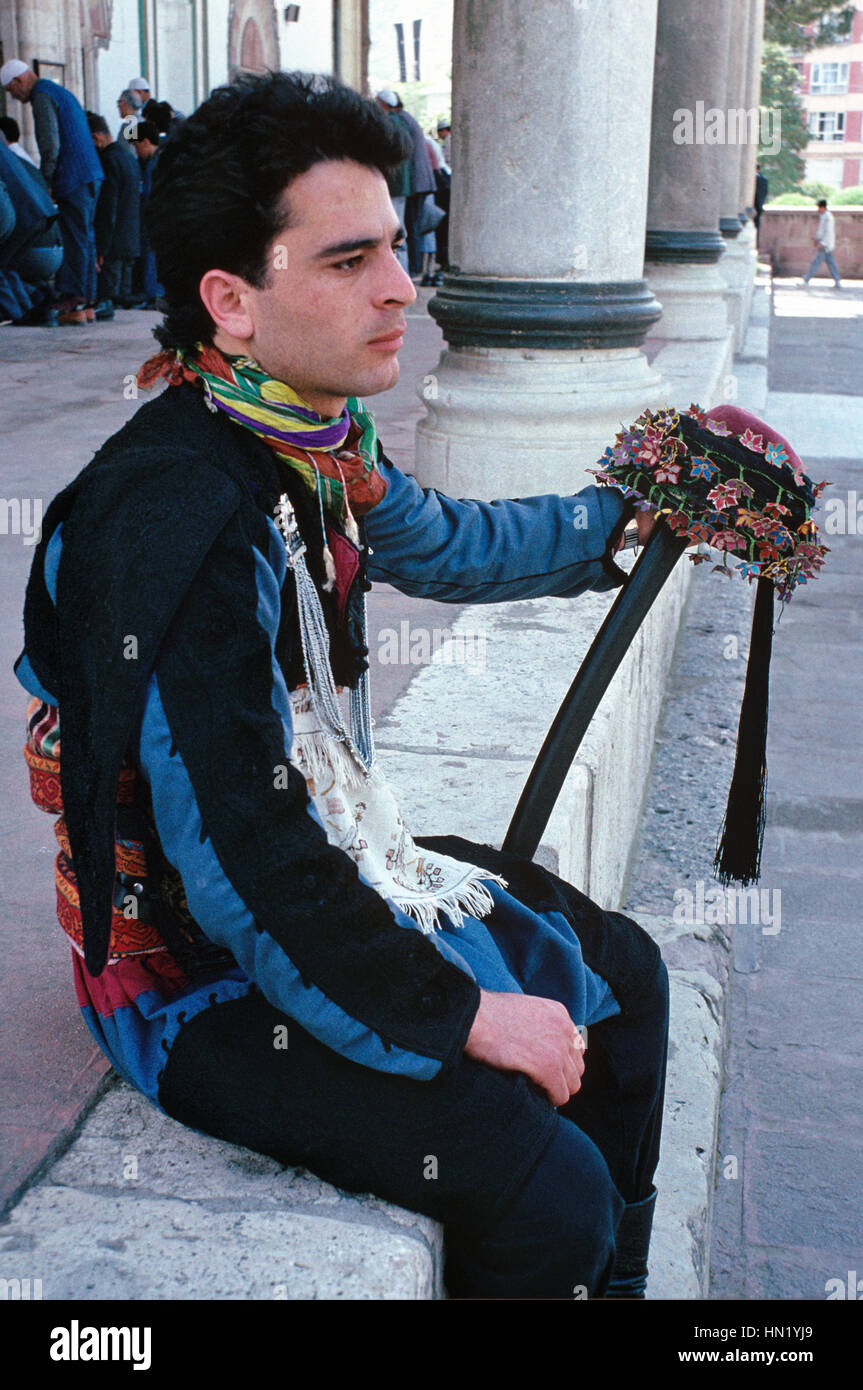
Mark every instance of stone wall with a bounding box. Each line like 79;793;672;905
760;206;863;277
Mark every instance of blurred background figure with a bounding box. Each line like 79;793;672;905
1;59;103;325
0;116;38;167
117;89;144;163
0;139;63;326
375;89;435;278
87;113;141;320
129;119;164;309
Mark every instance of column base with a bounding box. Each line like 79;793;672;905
645;260;730;340
719;220;757;350
413;345;667;498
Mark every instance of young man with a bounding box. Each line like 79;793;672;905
802;197;842;289
17;73;668;1300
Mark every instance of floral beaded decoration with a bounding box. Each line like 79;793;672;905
590;401;829;888
590;402;828;600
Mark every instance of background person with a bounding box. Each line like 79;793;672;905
0;139;63;325
87;112;141;319
0;115;38;166
1;58;103;325
129;118;163;308
802;197;842;289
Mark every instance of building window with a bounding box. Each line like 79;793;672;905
413;18;421;81
810;61;849;94
809;110;846;141
395;22;406;83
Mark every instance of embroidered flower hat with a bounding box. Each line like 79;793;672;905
592;403;829;888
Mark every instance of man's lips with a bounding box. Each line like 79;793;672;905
368;324;406;350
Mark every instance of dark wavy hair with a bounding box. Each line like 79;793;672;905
147;71;410;352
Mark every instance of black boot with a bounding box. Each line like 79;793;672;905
604;1187;657;1298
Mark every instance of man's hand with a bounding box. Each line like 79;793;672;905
613;508;658;555
464;989;586;1106
634;509;656;548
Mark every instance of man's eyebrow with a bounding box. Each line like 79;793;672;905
315;227;407;259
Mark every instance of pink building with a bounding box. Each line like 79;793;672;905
796;3;863;188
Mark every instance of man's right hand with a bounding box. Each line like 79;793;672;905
464;989;586;1107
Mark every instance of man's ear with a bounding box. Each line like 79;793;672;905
198;268;255;343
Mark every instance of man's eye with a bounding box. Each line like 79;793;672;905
334;255;363;271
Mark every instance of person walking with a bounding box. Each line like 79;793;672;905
802;197;842;288
87;113;141;319
1;59;103;325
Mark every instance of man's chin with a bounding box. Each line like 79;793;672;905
355;356;401;399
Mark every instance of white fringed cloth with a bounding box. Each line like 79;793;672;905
288;688;506;934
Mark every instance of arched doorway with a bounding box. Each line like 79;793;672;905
240;18;265;70
228;1;280;77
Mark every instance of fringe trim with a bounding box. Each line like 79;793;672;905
291;727;370;790
392;871;508;935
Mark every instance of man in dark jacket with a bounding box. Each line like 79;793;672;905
129;118;163;308
754;163;768;247
16;72;667;1301
87;113;141;319
1;59;103;324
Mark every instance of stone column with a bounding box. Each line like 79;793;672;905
717;0;755;346
643;0;733;340
719;0;750;240
414;0;665;499
739;0;766;219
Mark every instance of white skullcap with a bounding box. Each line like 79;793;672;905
376;89;399;108
1;59;30;87
128;77;150;92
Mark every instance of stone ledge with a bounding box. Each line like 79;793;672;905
0;1085;443;1301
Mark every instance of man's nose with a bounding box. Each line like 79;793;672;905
383;249;417;306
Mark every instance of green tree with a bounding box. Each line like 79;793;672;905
759;41;810;196
765;1;855;50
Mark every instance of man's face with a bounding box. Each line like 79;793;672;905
118;99;133;117
230;159;416;415
5;75;31;103
134;138;157;159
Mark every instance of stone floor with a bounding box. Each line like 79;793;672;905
709;278;863;1300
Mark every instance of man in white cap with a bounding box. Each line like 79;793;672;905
1;59;103;324
128;78;151;103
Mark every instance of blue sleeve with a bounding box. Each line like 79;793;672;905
362;455;628;602
134;524;476;1081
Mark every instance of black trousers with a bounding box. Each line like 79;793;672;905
158;844;669;1299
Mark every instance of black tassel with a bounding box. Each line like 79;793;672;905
714;578;774;886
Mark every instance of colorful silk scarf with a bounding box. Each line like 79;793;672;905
137;344;388;535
